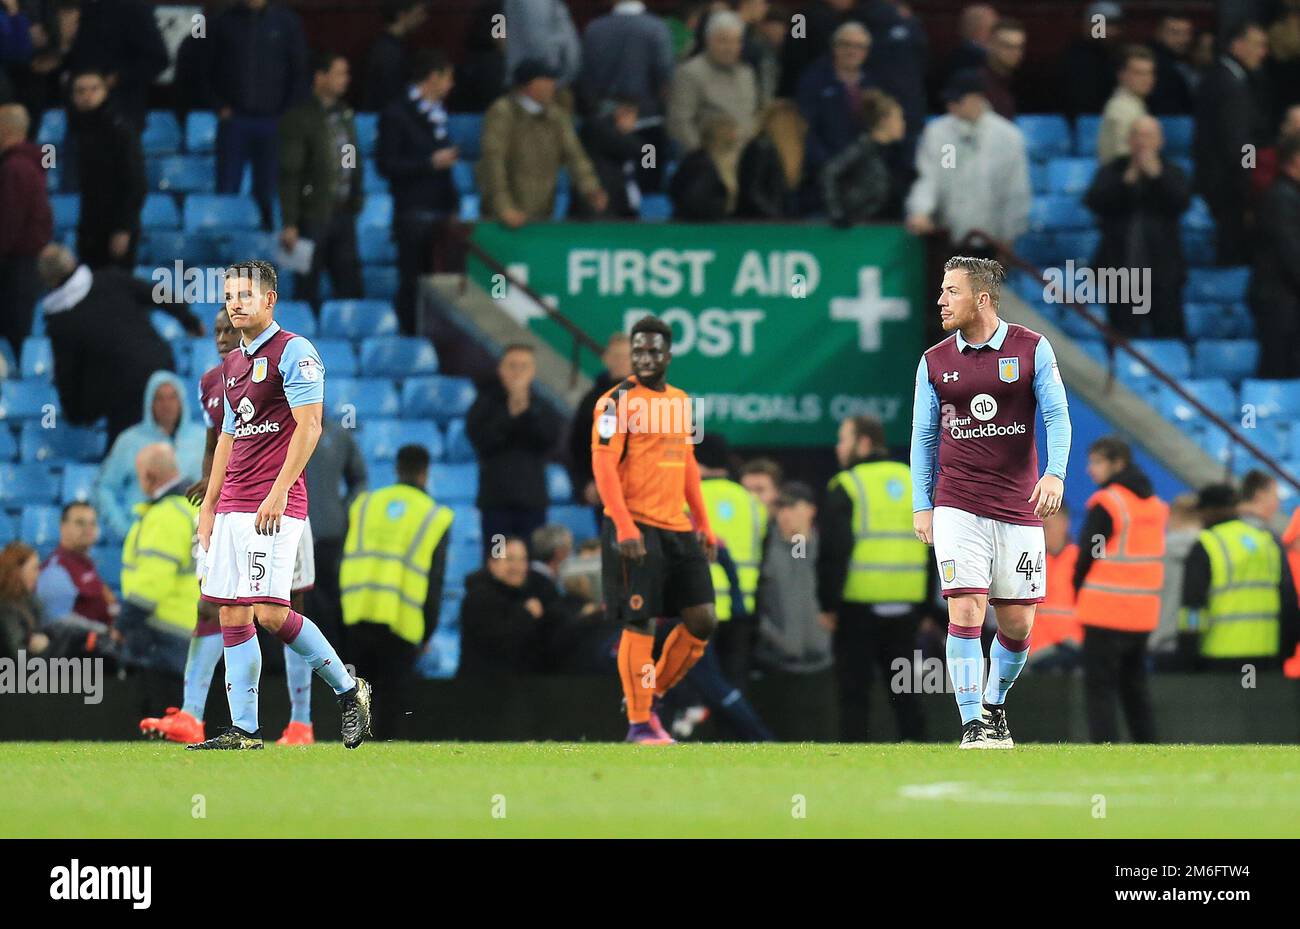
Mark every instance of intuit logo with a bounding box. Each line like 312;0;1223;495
49;860;151;909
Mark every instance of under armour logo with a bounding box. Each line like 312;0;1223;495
323;659;331;667
1030;583;1039;592
943;371;959;382
226;683;232;692
226;377;237;388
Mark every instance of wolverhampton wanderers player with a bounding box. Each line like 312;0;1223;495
592;315;718;744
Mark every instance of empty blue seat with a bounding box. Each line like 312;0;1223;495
0;341;16;379
362;157;386;194
184;194;260;231
22;504;62;550
639;193;672;222
321;299;398;339
1181;228;1217;268
37;109;65;146
358;193;392;228
401;376;475;421
328;377;400;419
0;463;59;503
178;335;220;377
1074;114;1102;156
93;544;124;592
354;112;378;155
1193;339;1259;383
1240;379;1300;421
1183;302;1233;340
142;111;182;155
149;155;215;193
358;225;397;263
1029;161;1050;194
141;193;181;229
1158;116;1194;156
429;463;478;502
451;160;476;196
1193;423;1233;465
1052;229;1101;263
1126;338;1192;380
185;110;217;153
1185;267;1250;303
547;505;598;542
360;336;437;377
1149;378;1236;431
1028;194;1093;232
1015;115;1072;161
1046;157;1097;195
51;194;80;231
61;462;99;503
20;422;105;462
439;591;464;630
458;194;481;222
443;417;474;462
1055;305;1107;341
362;265;399;300
447;113;483;160
444;542;481;593
546;463;572;503
20;337;53;380
314;338;358;377
1181;196;1215;231
151;310;187;342
275;301;317;337
366;458;396;489
1242;419;1291;461
0;511;13;540
358;418;444;462
0;381;59;421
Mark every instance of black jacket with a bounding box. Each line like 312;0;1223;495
1146;41;1195;116
567;370;615;497
820;135;894;227
1249;175;1300;324
458;569;550;674
207;1;308;117
574;114;639;219
66;103;146;243
465;379;558;510
668;150;730;222
364;32;407;113
736;135;796;219
1193;56;1268;210
63;0;168;129
376;93;459;217
1072;465;1155;594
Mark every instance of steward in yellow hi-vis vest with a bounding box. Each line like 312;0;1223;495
700;477;766;621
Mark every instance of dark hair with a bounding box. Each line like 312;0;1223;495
382;0;425;24
943;256;1006;306
225;258;278;295
396;444;431;484
311;49;346;78
993;17;1025;35
1278;131;1300;168
1240;469;1276;501
847;415;886;451
858;88;901;133
1119;43;1155;69
630;314;672;347
60;501;94;521
69;67;107;84
407;49;451;84
1224;20;1263;46
1088;435;1131;466
740;457;783;484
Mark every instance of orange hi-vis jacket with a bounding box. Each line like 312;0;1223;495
1075;484;1169;632
1036;543;1082;648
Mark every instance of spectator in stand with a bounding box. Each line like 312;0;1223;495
93;370;206;542
37;243;199;442
857;0;926;163
669;111;742;221
9;0;79;133
821;88;905;226
61;0;165;131
573;97;642;219
1193;20;1270;266
172;1;221;119
739;457;781;520
529;523;573;596
796;21;876;186
447;0;506;113
667;10;758;153
36;502;115;642
905;70;1030;255
1269;0;1300;115
503;0;580;110
529;522;618;671
981;18;1025;121
1028;505;1081;669
0;542;51;661
946;3;995;79
567;332;631;519
734;0;779;106
777;0;854;98
377;49;459;335
1249;131;1300;380
363;0;429;112
466;343;560;557
279;50;364;311
208;0;308;230
1251;105;1300;198
1062;1;1125;118
0;0;32;106
478;58;608;226
1147;13;1197;115
1154;492;1200;657
304;418;367;642
65;67;145;269
736;99;807;218
1084;116;1190;339
459;536;549;675
1097;45;1155;165
0;103;51;359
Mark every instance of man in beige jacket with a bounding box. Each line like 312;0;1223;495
1097;45;1156;164
667;10;759;153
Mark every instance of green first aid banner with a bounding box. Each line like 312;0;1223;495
468;223;926;447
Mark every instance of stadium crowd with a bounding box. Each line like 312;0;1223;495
1;0;1300;742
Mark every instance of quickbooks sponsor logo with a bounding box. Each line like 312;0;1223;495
234;421;281;438
950;421;1027;440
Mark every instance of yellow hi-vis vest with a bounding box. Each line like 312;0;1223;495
1185;519;1281;659
702;478;765;620
828;460;928;604
120;492;199;635
340;484;454;645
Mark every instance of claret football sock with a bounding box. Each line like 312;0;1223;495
946;622;985;725
222;623;262;733
284;646;314;724
654;625;708;696
182;631;225;721
277;610;355;695
618;629;656;723
984;629;1031;706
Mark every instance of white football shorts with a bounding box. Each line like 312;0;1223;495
931;505;1046;603
292;516;316;593
200;512;307;606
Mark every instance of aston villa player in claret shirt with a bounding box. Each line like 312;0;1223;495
911;256;1072;749
191;259;372;751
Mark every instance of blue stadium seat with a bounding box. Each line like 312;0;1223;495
185;111;217;153
1193;339;1259;383
1181;196;1214;231
22;504;62;551
314;338;358;377
0;381;59;421
1158;116;1194;157
0;511;13;541
439;591;463;631
401;376;475;422
429;462;477;502
451;160;476;197
458;195;481;222
1052;230;1101;263
1027;194;1093;232
1073;114;1102;157
141;193;181;229
1184;302;1228;340
362;158;386;194
20;337;53;380
0;464;59;504
1185;267;1250;303
358;418;444;462
93;544;124;593
447;113;483;160
358;225;397;263
1015;115;1072;161
546;463;572;503
50;194;79;231
1118;339;1191;392
1148;378;1236;431
1242;419;1290;461
359;336;437;377
358;193;392;228
321;299;398;339
0;426;16;461
184;194;260;231
443;417;474;462
179;335;220;377
151;310;186;342
1055;304;1107;341
354;112;379;156
20;422;105;463
1192;424;1233;465
149;155;215;193
1029;162;1050;194
639;193;673;222
362;265;399;300
274;301;317;337
1180;229;1217;268
366;458;396;489
444;541;481;594
61;462;99;503
142;111;182;155
547;505;598;542
1045;157;1097;195
37;109;65;146
142;229;222;265
0;340;17;379
328;377;400;419
1240;379;1300;421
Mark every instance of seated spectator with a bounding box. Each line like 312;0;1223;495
904;70;1030;255
1062;1;1124;118
669;112;742;221
0;103;52;360
754;481;832;677
739;456;782;520
667;10;759;153
530;523;618;673
64;67;145;270
448;0;507;113
529;523;574;598
36;502;116;640
94;371;205;542
37;243;199;443
478;58;608;227
1147;13;1196;115
573;97;643;219
567;332;631;515
364;0;430;111
1097;45;1155;164
821;89;905;226
459;536;549;675
1249;131;1300;379
981;18;1025;120
1084;116;1190;339
0;542;51;661
796;21;876;183
736;99;807;219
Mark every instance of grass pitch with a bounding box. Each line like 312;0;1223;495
3;741;1298;838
